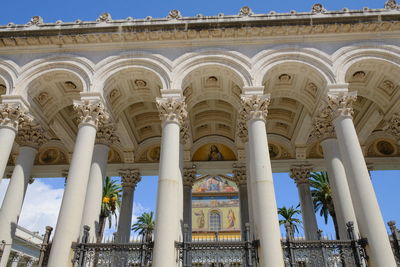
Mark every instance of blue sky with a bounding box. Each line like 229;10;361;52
0;0;389;25
0;0;398;238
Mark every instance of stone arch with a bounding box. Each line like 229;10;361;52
252;48;335;87
93;52;172;93
334;45;400;84
16;55;93;99
172;50;252;89
0;59;19;94
135;137;161;163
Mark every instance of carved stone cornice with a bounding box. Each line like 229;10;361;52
327;92;357;120
96;124;119;145
16;124;47;149
240;94;270;122
386;113;400;140
73;100;109;128
183;167;196;187
310;107;336;142
232;166;247;185
1;12;400;48
0;103;30;131
290;165;312;185
156;97;187;126
119;169;141;189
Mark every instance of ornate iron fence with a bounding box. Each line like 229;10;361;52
72;226;153;267
176;223;258;266
282;222;367;267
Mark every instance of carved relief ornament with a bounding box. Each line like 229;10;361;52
386;113;400;140
327;92;357;119
96;124;119;145
310;107;336;142
73;100;109;128
156;97;188;126
240;94;270;122
183;167;196;186
16;124;47;149
233;166;247;185
0;103;30;130
290;166;312;185
119;169;141;189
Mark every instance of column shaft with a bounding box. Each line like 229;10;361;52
238;183;249;238
47;123;97;267
80;144;109;242
248;119;284;267
0;147;37;267
321;138;359;239
0;127;16;181
334;115;396;266
117;187;134;243
183;185;192;236
297;183;319;240
245;143;255;237
153;121;181;267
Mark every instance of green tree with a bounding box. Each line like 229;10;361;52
97;176;121;243
309;171;339;239
278;205;302;235
132;211;155;242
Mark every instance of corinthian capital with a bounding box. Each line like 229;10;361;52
327;92;357;119
240;94;270;122
290;165;312;185
156;97;188;125
73;100;109;128
0;103;30;131
310;107;336;142
119;169;141;189
233;166;247;185
96;124;119;145
386;113;400;140
183;167;196;186
16;124;47;149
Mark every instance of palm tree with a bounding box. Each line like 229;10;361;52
97;176;121;243
132;211;155;242
278;205;302;235
309;171;339;239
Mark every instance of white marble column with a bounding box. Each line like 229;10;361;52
183;167;196;238
328;91;396;266
240;94;284;267
80;125;118;242
290;166;319;240
311;110;359;240
233;166;249;239
47;98;109;267
116;169;141;243
153;97;187;267
0;125;45;267
0;103;28;183
10;253;22;267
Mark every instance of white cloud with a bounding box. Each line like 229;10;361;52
0;179;64;235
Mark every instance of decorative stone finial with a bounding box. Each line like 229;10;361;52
96;124;119;145
28;16;43;26
167;9;181;19
183;167;196;186
239;6;253;16
290;165;313;185
0;103;30;131
240;94;270;122
16;124;47;149
233;166;247;185
385;0;399;9
311;3;326;13
156;97;187;126
119;169;141;189
327;91;357;119
97;13;112;22
73;100;109;128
